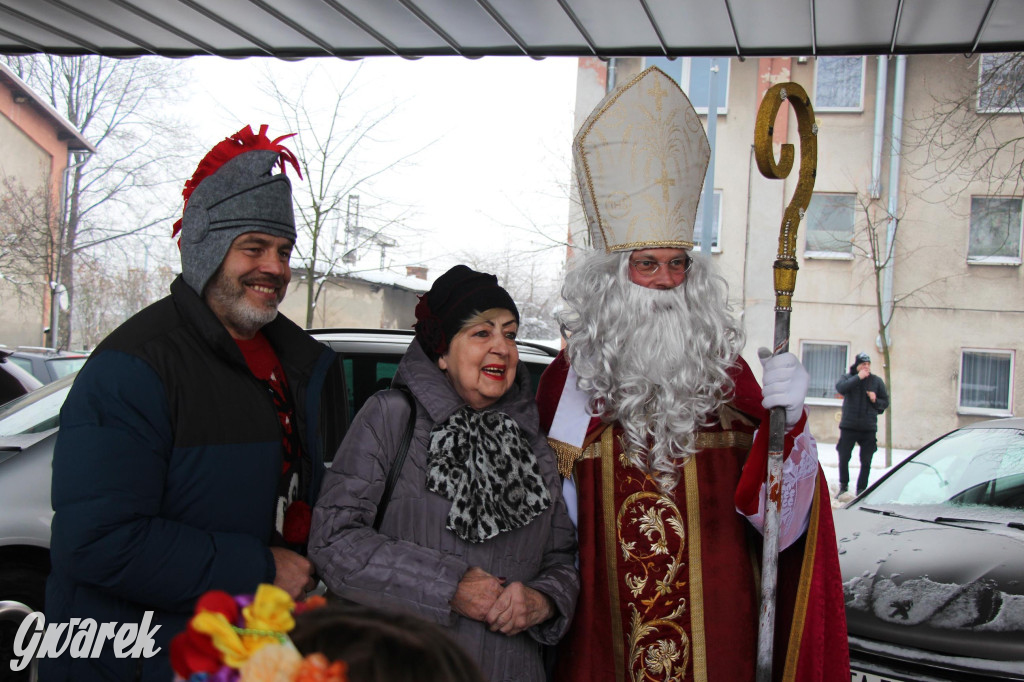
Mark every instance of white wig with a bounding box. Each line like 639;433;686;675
557;249;745;492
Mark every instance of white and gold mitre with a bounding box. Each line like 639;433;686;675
573;66;711;252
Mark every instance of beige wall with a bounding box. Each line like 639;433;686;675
278;276;422;331
574;55;1024;450
0;106;52;348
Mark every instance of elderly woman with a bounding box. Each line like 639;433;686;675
309;265;579;682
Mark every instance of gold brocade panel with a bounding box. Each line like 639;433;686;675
598;422;755;682
602;428;693;682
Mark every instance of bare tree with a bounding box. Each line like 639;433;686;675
811;188;961;464
458;247;563;342
261;64;429;328
908;52;1024;197
0;175;55;299
72;255;176;349
2;55;190;348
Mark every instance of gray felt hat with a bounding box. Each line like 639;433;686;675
179;149;296;295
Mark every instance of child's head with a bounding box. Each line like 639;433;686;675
290;604;486;682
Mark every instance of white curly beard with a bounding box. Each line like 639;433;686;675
558;250;744;492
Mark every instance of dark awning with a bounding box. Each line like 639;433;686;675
1;0;1021;60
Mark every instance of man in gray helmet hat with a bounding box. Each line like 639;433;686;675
43;126;344;682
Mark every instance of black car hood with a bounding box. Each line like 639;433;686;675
833;506;1024;664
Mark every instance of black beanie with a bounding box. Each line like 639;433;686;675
413;265;520;360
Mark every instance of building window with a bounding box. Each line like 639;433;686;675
692;189;721;251
813;56;865;111
646;57;730;113
804;193;855;256
978;53;1024;113
959;349;1013;414
969;197;1023;264
801;342;848;403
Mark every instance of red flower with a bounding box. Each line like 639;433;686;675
283;500;312;545
413;295;446;355
170;591;240;677
294;595;328;614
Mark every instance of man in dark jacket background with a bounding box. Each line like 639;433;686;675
835;351;889;496
43;126;343;682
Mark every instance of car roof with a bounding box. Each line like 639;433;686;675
8;348;88;359
957;416;1024;430
0;352;44;387
308;328;559;361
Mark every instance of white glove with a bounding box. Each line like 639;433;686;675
758;347;809;429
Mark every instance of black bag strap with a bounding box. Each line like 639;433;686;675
373;386;416;531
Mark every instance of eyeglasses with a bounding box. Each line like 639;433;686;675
629;254;692;276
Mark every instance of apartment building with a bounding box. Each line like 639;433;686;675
571;54;1024;449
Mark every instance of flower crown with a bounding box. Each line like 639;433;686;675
171;584;346;682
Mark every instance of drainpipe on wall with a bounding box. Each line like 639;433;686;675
881;56;906;346
870;56;888;199
49;150;92;349
699;58;721;255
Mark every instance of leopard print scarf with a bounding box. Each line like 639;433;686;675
425;407;552;544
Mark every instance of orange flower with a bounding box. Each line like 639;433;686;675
295;653;348;682
294;595;327;614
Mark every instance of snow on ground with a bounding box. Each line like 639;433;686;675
817;439;916;509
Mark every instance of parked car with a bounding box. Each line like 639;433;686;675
6;348;89;385
834;417;1024;681
0;329;557;633
0;351;43;406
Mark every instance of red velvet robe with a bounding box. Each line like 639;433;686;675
537;351;849;682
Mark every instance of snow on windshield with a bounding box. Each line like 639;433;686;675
845;574;1024;633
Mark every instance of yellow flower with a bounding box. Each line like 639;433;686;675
244;584;296;634
239;642;303;682
192;611;251;668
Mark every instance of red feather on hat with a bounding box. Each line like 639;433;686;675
171;124;302;242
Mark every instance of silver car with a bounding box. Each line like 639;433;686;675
0;329;556;623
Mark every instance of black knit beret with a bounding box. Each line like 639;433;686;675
413;265;519;360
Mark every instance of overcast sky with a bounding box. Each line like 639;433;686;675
183;55;580;284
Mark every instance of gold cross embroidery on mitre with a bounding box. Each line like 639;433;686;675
647;76;668;112
654;163;676;204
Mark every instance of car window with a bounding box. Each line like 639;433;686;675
49;357;88;379
8;356;32;374
859;427;1024;511
342;354;402;423
0;379;73;436
521;359;549;397
341;353;551;424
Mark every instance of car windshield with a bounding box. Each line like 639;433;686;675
855;426;1024;516
0;374;74;436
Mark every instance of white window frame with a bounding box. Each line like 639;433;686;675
813;56;866;112
803;192;856;259
692;189;722;253
801;341;849;406
958;348;1014;416
967;196;1023;265
644;56;730;115
977;52;1024;114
